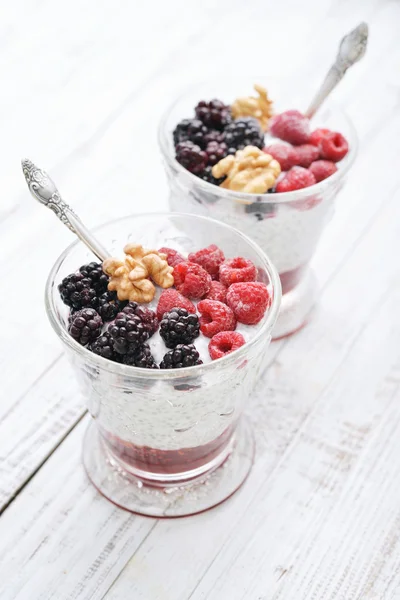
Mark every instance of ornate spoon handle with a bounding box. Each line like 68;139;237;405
21;159;110;262
305;22;368;119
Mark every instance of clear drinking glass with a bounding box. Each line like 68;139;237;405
45;213;281;517
158;78;358;338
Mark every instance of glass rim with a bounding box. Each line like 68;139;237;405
45;212;282;379
158;81;358;204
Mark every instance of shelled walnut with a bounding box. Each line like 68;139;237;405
231;84;273;131
212;146;281;194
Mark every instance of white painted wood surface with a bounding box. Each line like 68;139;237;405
1;1;400;598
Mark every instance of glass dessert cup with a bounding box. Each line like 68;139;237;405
46;213;281;517
158;78;358;339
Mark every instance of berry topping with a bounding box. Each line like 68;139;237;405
269;110;311;146
198;166;226;186
209;331;246;360
197;299;236;338
68;308;103;346
263;143;297;172
160;344;203;369
89;332;120;361
293;144;320;168
98;291;127;322
122;343;158;368
320;131;349;162
205;280;228;303
223;117;265;150
159;307;200;348
173;262;212;299
175;141;208;174
275;166;316;193
309;160;338;182
204;129;224;144
226;282;271;325
219;257;257;287
188;244;225;279
195;99;232;130
158;247;185;268
205;140;234;166
173;118;208;147
108;312;149;355
156;289;196;320
58;272;98;310
122;302;159;336
309;128;331;147
78;262;109;294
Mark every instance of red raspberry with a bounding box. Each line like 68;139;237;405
226;282;271;325
309;128;331;147
275;166;316;193
188;244;225;279
205;280;227;303
173;261;212;299
263;143;297;171
269;110;311;146
197;299;236;338
219;257;257;287
320;131;349;162
293;144;320;168
156;289;196;320
158;247;185;268
309;160;338;182
209;331;246;360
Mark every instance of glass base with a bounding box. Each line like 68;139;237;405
83;418;254;518
272;269;317;340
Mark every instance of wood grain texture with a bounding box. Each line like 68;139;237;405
1;0;400;598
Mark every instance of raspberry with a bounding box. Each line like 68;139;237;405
173;262;212;299
209;331;246;360
188;244;225;279
158;247;185;268
226;282;271;325
175;141;208;174
197;299;236;338
219;257;257;287
293;144;320;168
205;280;227;303
309;160;338;182
269;110;310;145
275;166;316;193
263;143;297;171
156;289;196;320
160;308;200;348
320;131;349;162
309;128;331;147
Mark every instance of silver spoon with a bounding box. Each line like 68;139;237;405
21;158;110;261
305;22;369;118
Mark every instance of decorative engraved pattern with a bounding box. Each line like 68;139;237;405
21;159;77;233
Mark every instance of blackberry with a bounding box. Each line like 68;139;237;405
195;99;232;130
223;117;265;150
205;141;236;166
122;343;158;369
89;332;120;361
108;312;149;355
58;273;98;310
204;129;224;145
173;118;208;148
98;291;127;322
68;308;103;346
175;141;208;174
122;303;158;336
198;166;226;186
160;308;200;349
160;344;203;369
78;262;109;294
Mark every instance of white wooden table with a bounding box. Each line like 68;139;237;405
1;1;400;598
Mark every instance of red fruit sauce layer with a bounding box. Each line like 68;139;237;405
101;424;234;477
279;265;306;295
